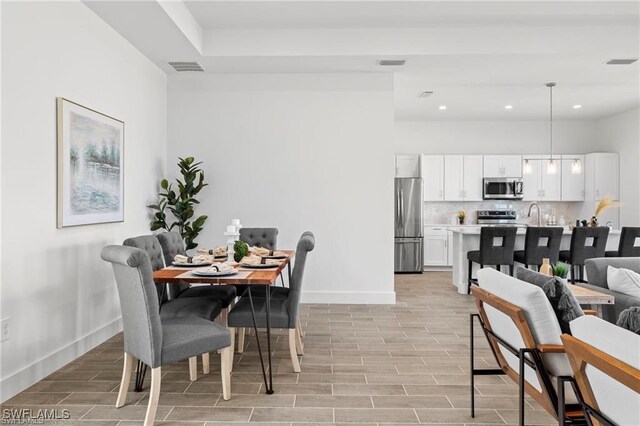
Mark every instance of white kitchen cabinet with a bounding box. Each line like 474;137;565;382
422;155;444;201
444;155;483;201
561;155;585;201
424;227;448;266
483;155;522;178
522;157;562;201
592;153;619;200
395;155;421;178
447;230;453;266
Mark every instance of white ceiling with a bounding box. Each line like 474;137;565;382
84;1;640;120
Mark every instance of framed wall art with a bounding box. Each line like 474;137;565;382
57;98;124;228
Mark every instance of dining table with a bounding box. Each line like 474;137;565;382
149;249;295;395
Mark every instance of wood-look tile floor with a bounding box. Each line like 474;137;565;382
2;272;556;425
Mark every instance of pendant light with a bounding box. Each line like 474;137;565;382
546;82;557;175
571;158;582;174
523;159;533;175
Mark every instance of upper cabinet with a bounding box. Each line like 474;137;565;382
395;155;421;178
422;155;444;201
522;156;562;201
483;155;522;178
444;155;483;201
585;153;619;201
561;155;585;201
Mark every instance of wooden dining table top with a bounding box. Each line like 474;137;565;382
152;250;294;286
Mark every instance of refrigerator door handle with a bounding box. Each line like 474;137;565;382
399;187;404;225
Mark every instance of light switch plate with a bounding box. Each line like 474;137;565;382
0;318;10;342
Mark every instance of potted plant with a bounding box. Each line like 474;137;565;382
148;157;208;250
457;210;466;225
552;262;571;284
234;240;249;262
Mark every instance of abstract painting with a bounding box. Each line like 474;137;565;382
57;98;124;227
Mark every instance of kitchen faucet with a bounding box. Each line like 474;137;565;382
528;202;542;227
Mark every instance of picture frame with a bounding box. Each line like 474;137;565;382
56;98;124;228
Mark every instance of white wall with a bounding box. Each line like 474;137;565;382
0;1;166;401
597;108;640;226
395;120;600;155
167;73;395;304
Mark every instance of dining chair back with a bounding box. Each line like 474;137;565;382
287;231;315;328
240;227;278;249
560;227;610;282
515;226;563;267
123;235;167;303
617;226;640;257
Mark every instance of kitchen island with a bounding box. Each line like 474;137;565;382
450;226;621;294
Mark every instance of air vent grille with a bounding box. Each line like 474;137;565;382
606;59;637;65
378;59;406;67
169;61;204;72
418;91;434;98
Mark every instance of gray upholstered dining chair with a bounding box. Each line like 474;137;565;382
123;235;222;378
605;226;640;257
559;226;610;283
467;226;517;294
101;245;231;426
156;232;237;307
239;227;279;250
513;226;563;270
227;231;315;373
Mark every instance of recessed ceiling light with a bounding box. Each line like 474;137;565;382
573;105;582;109
505;105;513;110
438;105;447;110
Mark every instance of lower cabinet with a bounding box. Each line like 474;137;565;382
424;227;452;267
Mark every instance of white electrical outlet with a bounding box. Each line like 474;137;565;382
0;318;10;342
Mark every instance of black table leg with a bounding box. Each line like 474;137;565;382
134;360;147;392
265;284;274;394
246;287;272;394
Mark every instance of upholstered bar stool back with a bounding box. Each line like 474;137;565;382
514;226;563;269
606;226;640;257
239;228;278;249
466;226;518;294
559;226;610;283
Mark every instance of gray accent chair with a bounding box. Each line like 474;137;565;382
228;231;315;373
239;227;279;250
579;257;640;324
101;245;231;426
156;232;237;307
514;226;563;270
467;226;517;294
559;226;610;283
605;227;640;257
123;235;222;378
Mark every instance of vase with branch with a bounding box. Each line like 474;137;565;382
589;195;620;227
148;157;208;250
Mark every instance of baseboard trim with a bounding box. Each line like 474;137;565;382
300;291;396;304
0;317;122;403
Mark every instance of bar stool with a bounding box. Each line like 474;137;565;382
467;226;517;294
559;226;609;283
605;227;640;257
513;226;563;271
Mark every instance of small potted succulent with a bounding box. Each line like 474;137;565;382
552;262;571;284
234;240;249;263
457;210;466;225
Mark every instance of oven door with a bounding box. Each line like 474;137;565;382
483;179;521;199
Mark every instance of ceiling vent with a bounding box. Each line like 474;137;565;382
169;61;204;72
418;91;434;98
606;58;637;65
378;59;406;67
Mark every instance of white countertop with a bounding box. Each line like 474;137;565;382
449;226;621;235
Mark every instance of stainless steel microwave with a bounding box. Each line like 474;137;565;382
483;178;524;200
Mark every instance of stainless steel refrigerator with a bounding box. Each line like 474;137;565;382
394;178;424;273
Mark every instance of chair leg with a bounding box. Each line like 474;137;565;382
202;353;210;374
570;266;576;284
467;260;473;294
228;327;236;373
295;326;304;356
220;346;232;401
189;356;197;381
496;265;501;273
116;352;134;408
237;328;245;353
143;367;161;426
288;329;301;373
509;264;514;276
297;319;304;338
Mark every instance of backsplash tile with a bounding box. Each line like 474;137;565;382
424;201;583;226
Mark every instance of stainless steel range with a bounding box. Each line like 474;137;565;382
476;209;517;225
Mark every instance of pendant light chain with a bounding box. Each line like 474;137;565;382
546;82;557;174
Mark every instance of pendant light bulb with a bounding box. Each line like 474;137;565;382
523;159;533;175
547;159;557;175
571;159;582;174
